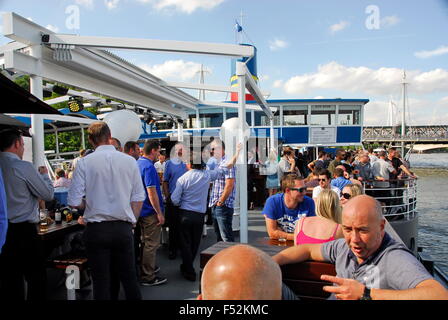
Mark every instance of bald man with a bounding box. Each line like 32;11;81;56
199;244;282;300
273;195;448;300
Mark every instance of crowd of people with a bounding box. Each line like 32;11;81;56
0;122;446;301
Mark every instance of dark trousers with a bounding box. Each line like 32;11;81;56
212;205;234;242
165;203;180;254
179;210;204;274
83;221;141;300
0;222;46;300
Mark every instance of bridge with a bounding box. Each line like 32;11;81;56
362;125;448;151
363;125;448;143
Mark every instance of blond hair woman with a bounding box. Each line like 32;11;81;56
340;183;364;207
294;189;343;245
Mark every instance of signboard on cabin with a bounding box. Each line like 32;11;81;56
309;127;336;144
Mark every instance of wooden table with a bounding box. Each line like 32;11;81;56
37;220;84;241
200;241;336;300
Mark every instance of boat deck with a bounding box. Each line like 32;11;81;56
46;209;270;300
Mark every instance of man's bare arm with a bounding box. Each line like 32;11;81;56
272;243;325;266
147;187;165;225
265;217;294;241
371;279;448;300
218;178;235;204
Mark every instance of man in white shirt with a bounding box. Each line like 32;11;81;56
371;151;397;207
312;168;341;200
68;121;146;300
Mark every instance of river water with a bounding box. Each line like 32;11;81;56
408;153;448;275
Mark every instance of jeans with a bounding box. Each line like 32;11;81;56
212;205;234;242
84;221;141;300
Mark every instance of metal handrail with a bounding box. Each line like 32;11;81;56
362;177;418;219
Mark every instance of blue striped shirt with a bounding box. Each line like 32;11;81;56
208;156;236;208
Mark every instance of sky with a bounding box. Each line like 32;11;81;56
1;0;448;125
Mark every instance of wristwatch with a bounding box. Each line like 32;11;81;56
217;201;223;206
360;286;372;300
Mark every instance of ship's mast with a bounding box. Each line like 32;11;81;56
401;70;408;155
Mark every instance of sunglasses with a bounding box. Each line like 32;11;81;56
290;187;307;193
318;178;327;182
341;193;351;200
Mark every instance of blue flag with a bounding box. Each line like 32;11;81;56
235;20;242;32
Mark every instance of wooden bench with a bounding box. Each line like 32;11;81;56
200;241;336;301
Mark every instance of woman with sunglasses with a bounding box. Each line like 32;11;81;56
294;189;344;245
340;184;364;207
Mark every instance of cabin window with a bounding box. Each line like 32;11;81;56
283;105;308;125
187;114;199;129
226;108;252;126
338;105;361;125
310;105;336;126
199;108;223;128
254;107;280;126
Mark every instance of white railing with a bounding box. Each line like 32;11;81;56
363;177;418;219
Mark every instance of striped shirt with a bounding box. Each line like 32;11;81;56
208;156;236;208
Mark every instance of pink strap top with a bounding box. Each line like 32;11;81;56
296;217;339;245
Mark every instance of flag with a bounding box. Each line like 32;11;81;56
235;20;242;32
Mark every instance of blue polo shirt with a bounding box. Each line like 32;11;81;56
0;170;7;254
137;157;164;217
262;193;316;233
163;158;187;194
331;177;352;192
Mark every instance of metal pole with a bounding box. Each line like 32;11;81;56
401;71;407;156
80;125;86;149
29;45;45;167
236;62;248;243
270;118;275;152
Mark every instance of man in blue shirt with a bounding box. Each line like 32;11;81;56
262;173;315;241
137;140;167;286
162;142;187;259
331;167;352;193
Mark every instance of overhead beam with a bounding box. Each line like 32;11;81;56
164;82;238;93
239;62;272;119
4;50;187;118
43;34;254;58
200;100;277;112
6;113;97;125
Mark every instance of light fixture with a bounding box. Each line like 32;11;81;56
68;96;84;112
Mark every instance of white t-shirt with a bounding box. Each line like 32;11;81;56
312;185;341;199
154;161;166;173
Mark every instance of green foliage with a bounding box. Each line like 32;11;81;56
44;129;92;159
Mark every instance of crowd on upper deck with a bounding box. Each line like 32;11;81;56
0;122;447;301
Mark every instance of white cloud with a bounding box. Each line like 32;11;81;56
415;45;448;59
329;20;349;34
282;61;448;96
46;24;59;33
105;0;120;10
269;38;289;51
273;80;283;88
139;60;206;81
137;0;225;14
364;97;448;125
381;15;400;28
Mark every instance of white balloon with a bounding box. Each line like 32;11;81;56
220;117;250;151
103;110;142;146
